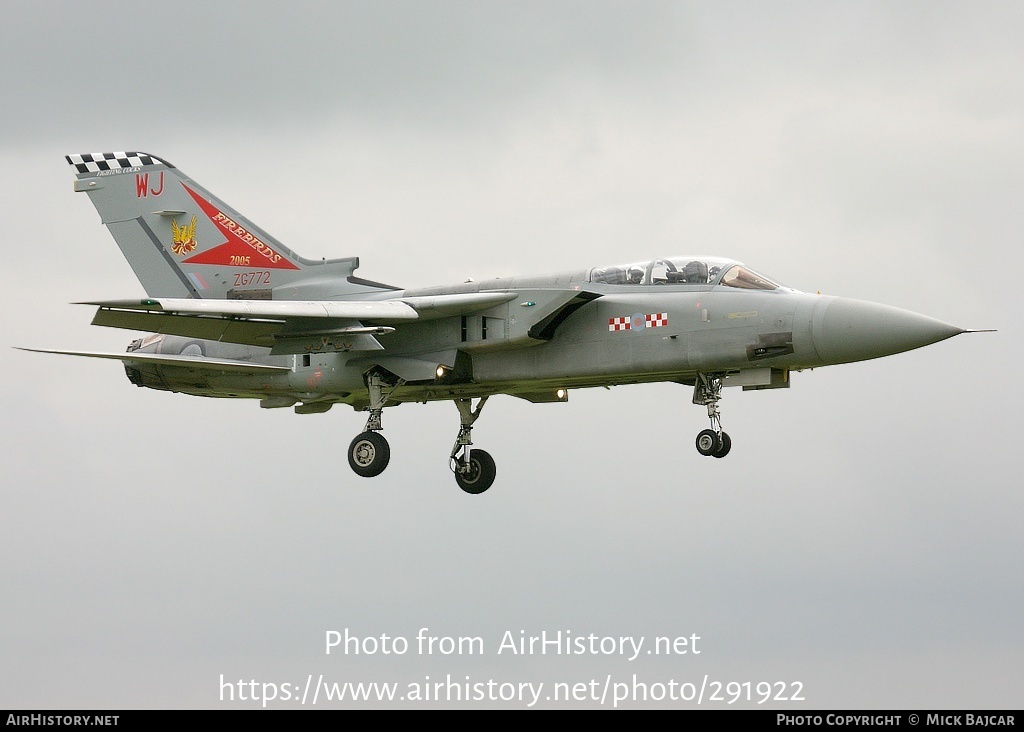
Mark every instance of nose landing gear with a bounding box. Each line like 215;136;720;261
693;373;732;458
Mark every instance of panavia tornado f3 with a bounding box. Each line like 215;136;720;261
24;151;984;494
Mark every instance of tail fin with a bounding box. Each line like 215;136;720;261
67;152;394;300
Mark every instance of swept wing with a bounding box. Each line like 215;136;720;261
83;292;519;354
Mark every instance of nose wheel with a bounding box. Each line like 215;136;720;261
693;373;732;458
695;428;731;458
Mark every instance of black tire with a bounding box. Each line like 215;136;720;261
348;431;390;477
454;449;496;494
712;431;732;458
695;429;721;457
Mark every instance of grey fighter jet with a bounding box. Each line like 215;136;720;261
25;152;981;494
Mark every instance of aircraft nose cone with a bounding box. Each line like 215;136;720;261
812;297;964;365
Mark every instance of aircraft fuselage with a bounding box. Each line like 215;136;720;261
125;275;962;411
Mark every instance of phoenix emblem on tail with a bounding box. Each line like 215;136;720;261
170;215;197;255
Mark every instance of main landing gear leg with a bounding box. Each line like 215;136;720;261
348;372;403;478
449;397;496;494
693;373;732;458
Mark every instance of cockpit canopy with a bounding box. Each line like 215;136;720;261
588;256;781;290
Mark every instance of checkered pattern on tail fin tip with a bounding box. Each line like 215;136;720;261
65;152;172;174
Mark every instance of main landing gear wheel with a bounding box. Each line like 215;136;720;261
348;431;390;477
695;429;721;457
454;449;496;494
449;397;497;494
712;431;732;458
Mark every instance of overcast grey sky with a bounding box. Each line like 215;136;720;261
1;1;1021;709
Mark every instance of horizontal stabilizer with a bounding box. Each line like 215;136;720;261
82;292;517;322
17;347;291;373
80;292;525;351
82;298;420;322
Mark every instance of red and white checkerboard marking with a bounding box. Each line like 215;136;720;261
608;313;669;331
